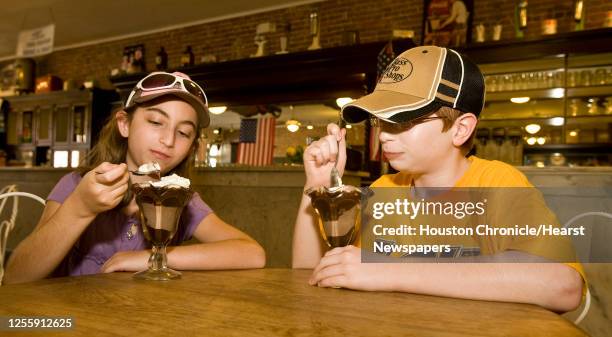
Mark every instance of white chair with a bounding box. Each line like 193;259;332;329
563;211;612;325
0;184;46;285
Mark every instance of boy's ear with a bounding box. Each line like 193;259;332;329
452;113;477;147
116;110;130;138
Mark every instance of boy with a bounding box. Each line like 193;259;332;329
292;46;584;312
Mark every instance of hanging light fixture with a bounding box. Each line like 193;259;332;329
525;123;541;134
286;120;300;132
285;105;300;132
209;106;227;115
510;97;530;104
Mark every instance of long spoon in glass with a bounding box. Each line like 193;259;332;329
329;119;346;192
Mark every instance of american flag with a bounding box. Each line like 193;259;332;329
376;40;396;82
237;116;276;166
370;40;394;161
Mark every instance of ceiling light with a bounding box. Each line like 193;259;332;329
526;137;537;145
551;88;565;98
525;124;541;134
336;97;354;108
345;124;352;129
569;130;578;137
550;117;565;126
209;106;227;115
537;137;546;145
286;119;300;132
510;97;530;104
306;125;314;130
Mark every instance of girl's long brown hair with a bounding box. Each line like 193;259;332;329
78;98;202;178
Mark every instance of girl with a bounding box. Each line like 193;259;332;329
5;72;265;284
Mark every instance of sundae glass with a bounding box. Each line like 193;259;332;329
132;170;193;280
305;162;363;248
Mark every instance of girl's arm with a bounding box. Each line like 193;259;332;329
4;163;129;284
100;211;267;273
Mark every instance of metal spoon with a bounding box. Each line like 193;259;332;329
130;162;161;180
329;119;346;192
97;162;161;180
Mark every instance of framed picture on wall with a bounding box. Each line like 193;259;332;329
422;0;474;48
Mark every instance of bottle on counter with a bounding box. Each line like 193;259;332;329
574;0;585;31
196;132;209;167
181;46;195;67
515;0;528;38
155;47;168;70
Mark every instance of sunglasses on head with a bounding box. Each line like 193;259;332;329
369;115;445;134
125;72;208;108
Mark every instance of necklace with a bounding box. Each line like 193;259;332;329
126;223;138;240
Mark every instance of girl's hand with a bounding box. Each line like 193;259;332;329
99;250;149;273
72;162;129;217
303;123;347;189
121;173;151;217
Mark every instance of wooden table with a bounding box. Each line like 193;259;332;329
0;269;585;336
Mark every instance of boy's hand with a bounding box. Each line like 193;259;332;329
303;123;347;189
99;250;149;273
72;162;129;217
308;245;391;291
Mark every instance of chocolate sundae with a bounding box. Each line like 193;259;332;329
132;173;194;246
305;185;363;248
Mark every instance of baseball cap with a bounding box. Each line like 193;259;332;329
125;71;210;128
342;46;485;124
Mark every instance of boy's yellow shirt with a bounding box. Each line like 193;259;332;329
368;156;587;291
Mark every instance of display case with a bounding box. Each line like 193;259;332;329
4;89;119;167
477;51;612;167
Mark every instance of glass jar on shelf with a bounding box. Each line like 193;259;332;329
553;70;564;88
579;69;592;87
569;98;581;116
593;67;607;86
587;98;599;115
604;97;612;114
567;70;578;87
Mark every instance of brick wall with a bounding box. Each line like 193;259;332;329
15;0;606;90
473;0;611;42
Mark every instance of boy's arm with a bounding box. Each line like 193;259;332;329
292;193;327;268
292;123;346;268
310;246;583;312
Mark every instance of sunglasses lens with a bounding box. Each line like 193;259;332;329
184;79;206;102
141;73;177;88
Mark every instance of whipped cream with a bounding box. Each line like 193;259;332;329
150;173;191;189
138;162;161;174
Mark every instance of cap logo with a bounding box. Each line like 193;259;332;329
379;57;413;84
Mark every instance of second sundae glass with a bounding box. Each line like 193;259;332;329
132;180;193;280
305;185;363;248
